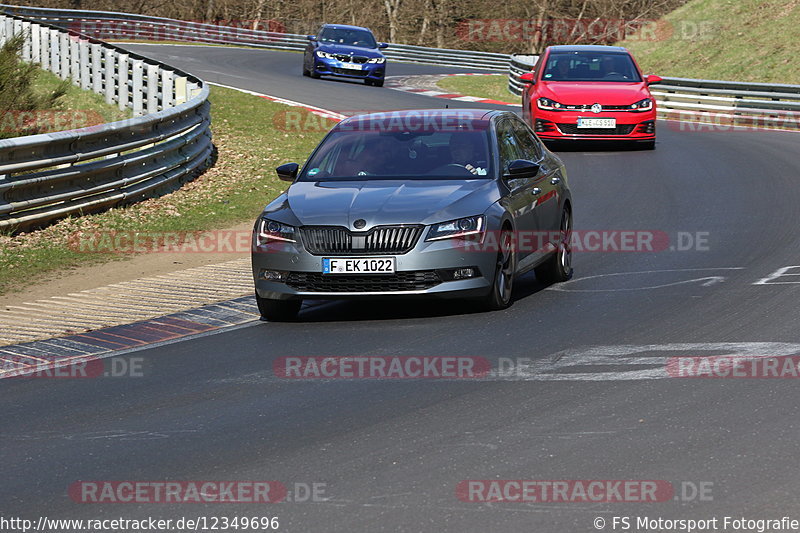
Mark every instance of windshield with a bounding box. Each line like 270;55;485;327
543;51;642;82
318;28;378;48
299;129;493;181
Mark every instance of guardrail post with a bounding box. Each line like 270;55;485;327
104;47;115;104
79;40;90;89
174;76;187;105
39;26;49;70
49;29;59;75
91;43;102;93
70;37;80;85
118;53;129;110
161;70;174;109
146;63;159;114
21;21;31;61
29;21;39;62
59;33;70;79
4;18;13;44
131;59;144;116
0;16;6;45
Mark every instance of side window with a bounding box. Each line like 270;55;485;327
511;118;543;161
496;119;524;173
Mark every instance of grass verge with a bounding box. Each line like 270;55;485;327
620;0;800;84
33;68;131;126
435;74;516;103
0;85;325;297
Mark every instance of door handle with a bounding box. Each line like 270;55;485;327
550;177;561;185
531;187;542;196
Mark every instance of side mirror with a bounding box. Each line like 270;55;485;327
519;72;535;84
504;159;540;179
306;35;316;41
646;74;662;85
276;162;299;182
378;42;389;49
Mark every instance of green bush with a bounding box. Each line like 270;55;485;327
0;32;69;138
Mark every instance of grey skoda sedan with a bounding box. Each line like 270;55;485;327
252;109;573;321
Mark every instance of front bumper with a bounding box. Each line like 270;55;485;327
252;236;496;301
532;108;656;142
313;58;385;81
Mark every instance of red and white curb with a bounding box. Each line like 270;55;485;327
385;74;520;107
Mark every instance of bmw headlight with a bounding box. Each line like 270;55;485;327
256;218;296;245
316;51;335;59
630;98;653;111
367;57;385;64
537;97;563;110
426;216;485;242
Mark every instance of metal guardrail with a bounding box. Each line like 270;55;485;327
508;54;537;97
0;4;511;71
0;11;213;232
507;54;800;130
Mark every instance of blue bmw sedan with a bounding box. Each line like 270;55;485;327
303;24;388;86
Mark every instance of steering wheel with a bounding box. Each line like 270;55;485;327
428;163;476;177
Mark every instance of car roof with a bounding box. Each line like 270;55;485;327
547;45;629;54
320;23;373;33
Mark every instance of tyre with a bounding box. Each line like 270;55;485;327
310;69;320;79
364;79;373;86
478;227;515;310
255;292;302;322
373;78;384;87
641;140;655;150
535;208;573;284
302;65;310;77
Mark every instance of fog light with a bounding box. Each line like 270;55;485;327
259;269;289;281
453;268;476;280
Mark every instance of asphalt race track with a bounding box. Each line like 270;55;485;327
3;46;800;532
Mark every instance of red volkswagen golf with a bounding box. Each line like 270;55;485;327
521;45;662;149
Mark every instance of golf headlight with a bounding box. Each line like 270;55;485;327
316;51;335;59
537;97;563;110
630;98;653;111
367;57;385;64
426;216;484;241
256;218;296;245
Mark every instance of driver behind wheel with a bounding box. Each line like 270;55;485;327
449;134;487;175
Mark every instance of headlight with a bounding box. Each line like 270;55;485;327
426;216;485;242
630;98;653;111
256;218;296;245
537;97;563;110
367;57;385;64
316;51;334;59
